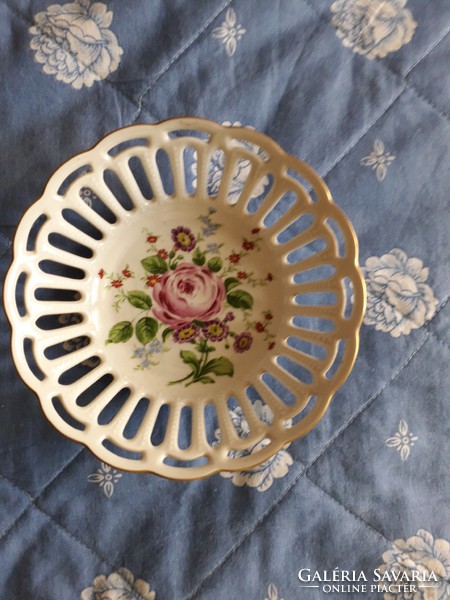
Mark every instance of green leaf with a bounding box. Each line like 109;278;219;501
198;376;215;384
180;350;201;376
192;248;206;266
202;356;234;377
227;289;254;309
192;320;205;327
135;317;158;344
207;256;223;272
224;277;240;292
127;291;152;310
106;321;133;344
162;327;173;342
141;255;168;274
169;250;176;259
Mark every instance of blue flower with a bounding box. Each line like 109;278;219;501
202;223;220;237
141;358;150;368
133;347;146;358
148;340;163;354
206;243;221;253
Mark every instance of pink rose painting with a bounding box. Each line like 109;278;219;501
101;210;276;387
152;263;226;327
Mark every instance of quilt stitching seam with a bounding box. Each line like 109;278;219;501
0;0;230;128
404;27;450;77
299;0;450;126
307;295;449;471
130;0;234;124
186;467;307;600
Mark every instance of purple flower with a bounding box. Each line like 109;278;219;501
202;319;229;341
171;226;196;251
224;312;235;322
233;332;253;353
173;324;199;343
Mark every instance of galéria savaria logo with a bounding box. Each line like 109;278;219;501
297;568;439;595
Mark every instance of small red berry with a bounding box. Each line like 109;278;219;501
251;228;260;234
237;271;248;280
111;279;123;288
228;253;241;264
242;239;255;251
147;235;158;243
122;268;132;278
98;268;104;279
157;249;169;260
255;322;265;333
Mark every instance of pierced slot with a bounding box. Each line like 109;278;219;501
15;272;27;317
177;405;192;450
102;439;142;460
277;213;314;244
287;238;328;265
48;233;93;259
263;191;297;227
128;156;153;200
57;165;91;196
261;372;296;406
97;387;130;424
123;397;150;440
155;149;174;196
79;187;117;223
26;214;48;251
104;169;134;211
276;355;313;385
38;259;85;280
23;338;45;381
150;404;170;446
52;396;85;431
107;138;148;157
76;373;114;407
58;355;101;385
62;208;103;241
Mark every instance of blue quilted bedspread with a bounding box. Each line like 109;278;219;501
1;1;449;598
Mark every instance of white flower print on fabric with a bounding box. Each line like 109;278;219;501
191;121;270;204
330;0;417;60
361;139;396;181
363;249;438;337
214;400;294;492
88;462;122;497
212;8;246;56
81;567;155;600
265;583;284;600
379;529;450;599
29;0;123;89
386;420;418;461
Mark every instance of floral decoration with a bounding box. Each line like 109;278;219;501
265;583;284;600
379;529;450;599
330;0;417;60
81;567;155;600
57;313;99;368
102;209;275;386
87;462;122;497
363;249;438;337
385;419;418;461
361;139;396;181
191;121;270;204
29;0;123;89
212;8;246;56
215;401;293;492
